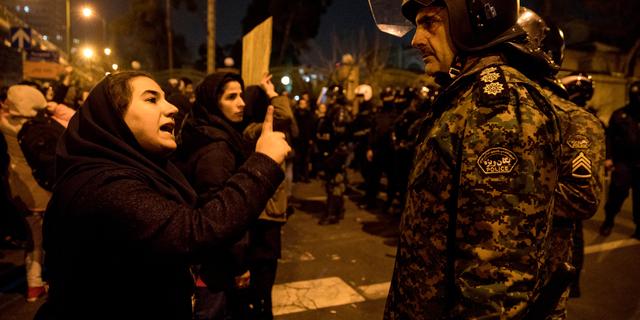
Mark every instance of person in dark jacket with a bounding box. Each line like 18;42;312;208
175;72;253;319
292;98;315;182
175;72;289;319
364;87;398;211
38;71;290;319
600;80;640;240
19;102;76;191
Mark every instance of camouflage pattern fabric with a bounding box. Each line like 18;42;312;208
541;85;606;320
545;88;605;221
384;58;562;319
326;169;347;197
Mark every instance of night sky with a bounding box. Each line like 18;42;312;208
94;0;391;63
87;0;559;65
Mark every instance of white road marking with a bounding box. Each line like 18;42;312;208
357;282;391;300
584;238;640;254
272;277;366;316
271;240;639;316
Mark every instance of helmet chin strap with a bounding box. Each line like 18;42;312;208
448;54;464;79
434;54;465;87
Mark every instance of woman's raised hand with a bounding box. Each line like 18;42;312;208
256;106;291;164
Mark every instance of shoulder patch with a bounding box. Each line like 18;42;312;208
566;134;590;149
477;147;518;175
571;152;592;178
476;65;509;107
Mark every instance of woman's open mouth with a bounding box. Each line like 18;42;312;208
159;123;175;134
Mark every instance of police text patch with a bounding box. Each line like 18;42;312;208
477;147;518;175
567;134;590;149
571;152;592;178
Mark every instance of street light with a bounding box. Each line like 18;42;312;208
80;6;108;46
66;0;71;60
82;47;95;59
104;48;111;56
112;64;119;71
81;7;94;18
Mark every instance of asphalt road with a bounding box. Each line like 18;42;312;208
1;175;639;320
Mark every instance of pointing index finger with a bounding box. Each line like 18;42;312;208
262;105;274;133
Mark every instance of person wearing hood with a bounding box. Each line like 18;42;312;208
37;71;290;319
174;72;287;319
0;85;50;302
18;100;76;191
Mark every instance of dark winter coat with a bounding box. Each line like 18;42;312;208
41;74;283;319
607;104;640;166
17;109;66;191
174;72;255;291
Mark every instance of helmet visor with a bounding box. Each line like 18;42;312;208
368;0;421;37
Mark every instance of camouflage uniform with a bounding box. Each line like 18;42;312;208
384;57;562;319
541;83;606;319
319;102;352;224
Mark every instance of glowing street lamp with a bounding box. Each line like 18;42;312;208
81;7;94;18
112;63;119;71
104;47;111;56
81;47;95;59
81;6;107;45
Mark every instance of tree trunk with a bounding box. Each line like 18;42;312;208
207;0;216;73
166;0;174;74
277;11;294;65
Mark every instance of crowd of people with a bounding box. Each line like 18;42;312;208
0;0;639;319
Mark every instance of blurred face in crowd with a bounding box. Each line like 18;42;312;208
123;76;179;156
298;99;309;110
218;81;245;123
317;103;327;116
411;6;456;76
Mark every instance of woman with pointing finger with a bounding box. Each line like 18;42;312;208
38;71;290;319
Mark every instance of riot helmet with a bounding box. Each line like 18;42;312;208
355;84;373;102
629;81;640;106
380;86;396;109
327;84;346;105
394;87;411;110
404;86;417;101
561;72;594;107
510;7;561;76
516;7;547;51
401;0;525;52
542;24;565;68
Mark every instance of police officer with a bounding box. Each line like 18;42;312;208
515;8;606;309
318;85;352;225
365;87;398;211
600;81;640;240
351;85;376;197
383;1;563;318
390;86;433;215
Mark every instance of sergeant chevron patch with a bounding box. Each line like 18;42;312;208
572;152;592;178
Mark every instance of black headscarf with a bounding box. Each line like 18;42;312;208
191;72;245;132
52;74;197;206
242;85;270;124
180;72;252;161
